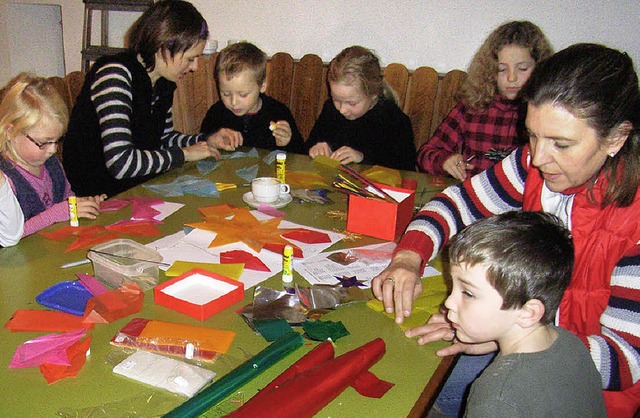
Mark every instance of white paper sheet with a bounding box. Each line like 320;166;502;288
147;210;345;289
296;242;441;286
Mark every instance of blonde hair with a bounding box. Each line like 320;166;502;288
215;42;268;85
328;45;398;105
0;73;69;154
460;21;553;111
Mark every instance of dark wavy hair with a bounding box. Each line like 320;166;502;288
448;211;574;324
127;0;208;72
522;43;640;208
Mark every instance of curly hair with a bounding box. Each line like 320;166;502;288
459;21;553;111
328;45;398;105
0;73;68;154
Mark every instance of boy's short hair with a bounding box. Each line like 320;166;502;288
215;42;268;85
448;211;574;324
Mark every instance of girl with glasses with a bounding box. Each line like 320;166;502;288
0;73;105;238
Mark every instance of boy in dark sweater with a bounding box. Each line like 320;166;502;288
201;42;304;154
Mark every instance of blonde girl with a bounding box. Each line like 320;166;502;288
0;73;105;237
418;21;553;181
306;45;416;171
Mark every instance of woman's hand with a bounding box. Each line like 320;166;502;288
207;128;243;151
270;121;292;147
371;250;424;323
330;146;364;164
443;154;474;182
76;195;105;219
183;141;221;162
405;312;498;357
308;142;332;158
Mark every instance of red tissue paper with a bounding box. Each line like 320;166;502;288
227;338;393;418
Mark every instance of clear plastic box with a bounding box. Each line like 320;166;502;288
88;239;163;291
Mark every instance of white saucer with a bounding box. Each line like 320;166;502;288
243;192;293;209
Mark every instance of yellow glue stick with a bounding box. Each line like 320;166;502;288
282;244;293;283
276;152;286;184
68;196;79;227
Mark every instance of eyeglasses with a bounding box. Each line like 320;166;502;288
25;134;63;149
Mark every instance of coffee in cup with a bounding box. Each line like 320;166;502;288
251;177;290;203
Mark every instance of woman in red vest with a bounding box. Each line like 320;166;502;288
373;43;640;417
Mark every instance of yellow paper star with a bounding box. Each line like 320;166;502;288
186;206;294;252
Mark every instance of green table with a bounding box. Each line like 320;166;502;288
0;149;454;417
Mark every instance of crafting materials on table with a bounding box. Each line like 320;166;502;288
163;331;304;418
338;164;397;203
282;244;293;284
68;196;79;227
88;249;171;268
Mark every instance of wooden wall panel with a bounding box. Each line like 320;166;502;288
290;54;325;140
405;66;439;150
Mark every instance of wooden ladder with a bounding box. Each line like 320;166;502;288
81;0;154;72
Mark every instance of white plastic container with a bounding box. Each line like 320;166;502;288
88;239;163;291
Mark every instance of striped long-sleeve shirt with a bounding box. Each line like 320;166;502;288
63;52;203;197
399;145;640;391
91;62;201;180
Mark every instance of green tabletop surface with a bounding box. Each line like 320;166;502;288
0;149;455;417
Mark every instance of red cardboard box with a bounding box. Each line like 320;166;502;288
154;268;244;321
346;183;415;241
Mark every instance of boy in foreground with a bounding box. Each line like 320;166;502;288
444;211;605;416
200;42;305;153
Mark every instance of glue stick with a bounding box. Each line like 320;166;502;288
276;152;286;184
68;196;79;227
282;245;293;284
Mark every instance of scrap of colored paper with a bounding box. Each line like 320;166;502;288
366;275;448;330
257;204;285;218
198;204;237;218
165;261;244;279
4;309;94;333
235;164;259;182
254;319;294;342
302;320;350;342
221;147;259;159
139;320;236;354
282;228;331;244
105;219;162;236
336;275;366;287
99;199;130;212
128;196;164;219
83;283;144;324
9;328;87;368
64;229;121;252
286;170;330;189
39;335;92;384
262;150;280;165
215;182;237;191
312;154;340;169
361;165;401;187
197;160;220;176
262;243;303;258
186;208;292;252
220;250;270;272
144;175;220;197
76;273;109;296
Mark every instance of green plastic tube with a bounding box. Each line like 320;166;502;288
164;331;304;418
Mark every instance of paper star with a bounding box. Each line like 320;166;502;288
335;275;366;287
186;207;293;252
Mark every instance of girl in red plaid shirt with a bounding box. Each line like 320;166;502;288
418;21;553;181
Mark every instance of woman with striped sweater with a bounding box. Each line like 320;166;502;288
63;1;241;197
373;44;640;417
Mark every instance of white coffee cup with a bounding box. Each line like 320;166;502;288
251;177;290;203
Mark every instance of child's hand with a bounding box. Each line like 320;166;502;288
207;128;243;151
443;154;474;182
0;171;6;187
183;141;221;162
76;196;102;219
308;142;332;158
330;146;363;165
269;121;292;146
